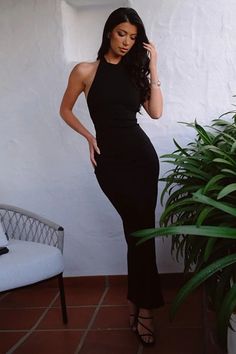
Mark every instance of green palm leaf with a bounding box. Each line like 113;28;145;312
213;267;232;312
170;254;236;320
217;112;236;120
213;158;235;167
203;238;217;262
151;112;236;352
230;141;236;153
194;122;213;144
133;225;236;242
196;207;214;227
203;174;225;194
192;192;236;217
221;169;236;177
172;138;189;156
217;183;236;200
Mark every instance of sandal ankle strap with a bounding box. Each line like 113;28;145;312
138;315;153;320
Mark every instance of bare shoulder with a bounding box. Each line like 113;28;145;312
71;61;99;81
66;60;99;96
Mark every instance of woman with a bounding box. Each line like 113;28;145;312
60;7;164;346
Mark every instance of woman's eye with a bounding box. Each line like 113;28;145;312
131;37;136;41
118;32;125;37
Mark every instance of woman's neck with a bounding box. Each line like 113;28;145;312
104;51;122;65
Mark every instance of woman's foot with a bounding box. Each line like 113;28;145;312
128;300;138;331
136;308;155;346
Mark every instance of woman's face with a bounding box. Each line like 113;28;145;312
108;22;137;57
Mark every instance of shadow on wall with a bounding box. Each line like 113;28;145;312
61;0;132;63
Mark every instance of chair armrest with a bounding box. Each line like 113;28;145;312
0;204;64;252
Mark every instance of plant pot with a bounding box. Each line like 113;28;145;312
228;313;236;354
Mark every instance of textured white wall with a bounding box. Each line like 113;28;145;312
1;0;236;276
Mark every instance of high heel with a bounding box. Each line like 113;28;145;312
128;301;138;332
136;315;155;346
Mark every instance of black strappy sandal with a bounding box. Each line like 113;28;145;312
128;301;138;332
136;315;155;346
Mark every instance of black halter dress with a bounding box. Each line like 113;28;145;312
87;57;164;309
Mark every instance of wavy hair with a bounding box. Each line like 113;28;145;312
97;7;150;104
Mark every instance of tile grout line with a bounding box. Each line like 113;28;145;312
1;326;138;333
0;303;127;317
74;280;110;354
107;275;143;354
6;291;60;354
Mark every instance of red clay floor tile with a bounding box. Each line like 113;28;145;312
0;287;58;308
54;284;105;307
0;332;27;354
38;307;95;330
102;285;127;305
0;308;45;330
142;327;204;354
108;275;127;286
13;330;83;354
0;275;219;354
64;276;106;288
92;306;129;329
79;329;139;354
156;301;203;328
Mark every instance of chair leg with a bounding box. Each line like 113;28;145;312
57;273;68;324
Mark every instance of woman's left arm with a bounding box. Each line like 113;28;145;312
142;42;163;119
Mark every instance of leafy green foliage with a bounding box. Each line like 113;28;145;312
134;110;236;351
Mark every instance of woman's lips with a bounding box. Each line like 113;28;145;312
119;47;128;53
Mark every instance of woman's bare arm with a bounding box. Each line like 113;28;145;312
142;42;163;119
60;63;100;167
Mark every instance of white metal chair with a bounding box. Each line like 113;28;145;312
0;204;67;323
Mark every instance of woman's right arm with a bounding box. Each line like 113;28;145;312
59;64;100;167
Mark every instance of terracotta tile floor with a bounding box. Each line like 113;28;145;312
0;275;225;354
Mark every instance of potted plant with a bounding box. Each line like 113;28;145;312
134;108;236;352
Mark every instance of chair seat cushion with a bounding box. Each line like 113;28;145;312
0;240;64;292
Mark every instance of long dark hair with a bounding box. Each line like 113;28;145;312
97;7;150;104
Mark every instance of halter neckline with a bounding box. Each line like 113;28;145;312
103;56;122;66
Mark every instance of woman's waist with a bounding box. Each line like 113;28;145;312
96;125;156;156
96;124;144;143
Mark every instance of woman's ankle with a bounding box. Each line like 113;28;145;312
139;308;153;318
128;300;137;312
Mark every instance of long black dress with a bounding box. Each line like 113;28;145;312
87;57;164;309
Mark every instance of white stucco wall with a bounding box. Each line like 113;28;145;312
1;0;236;276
